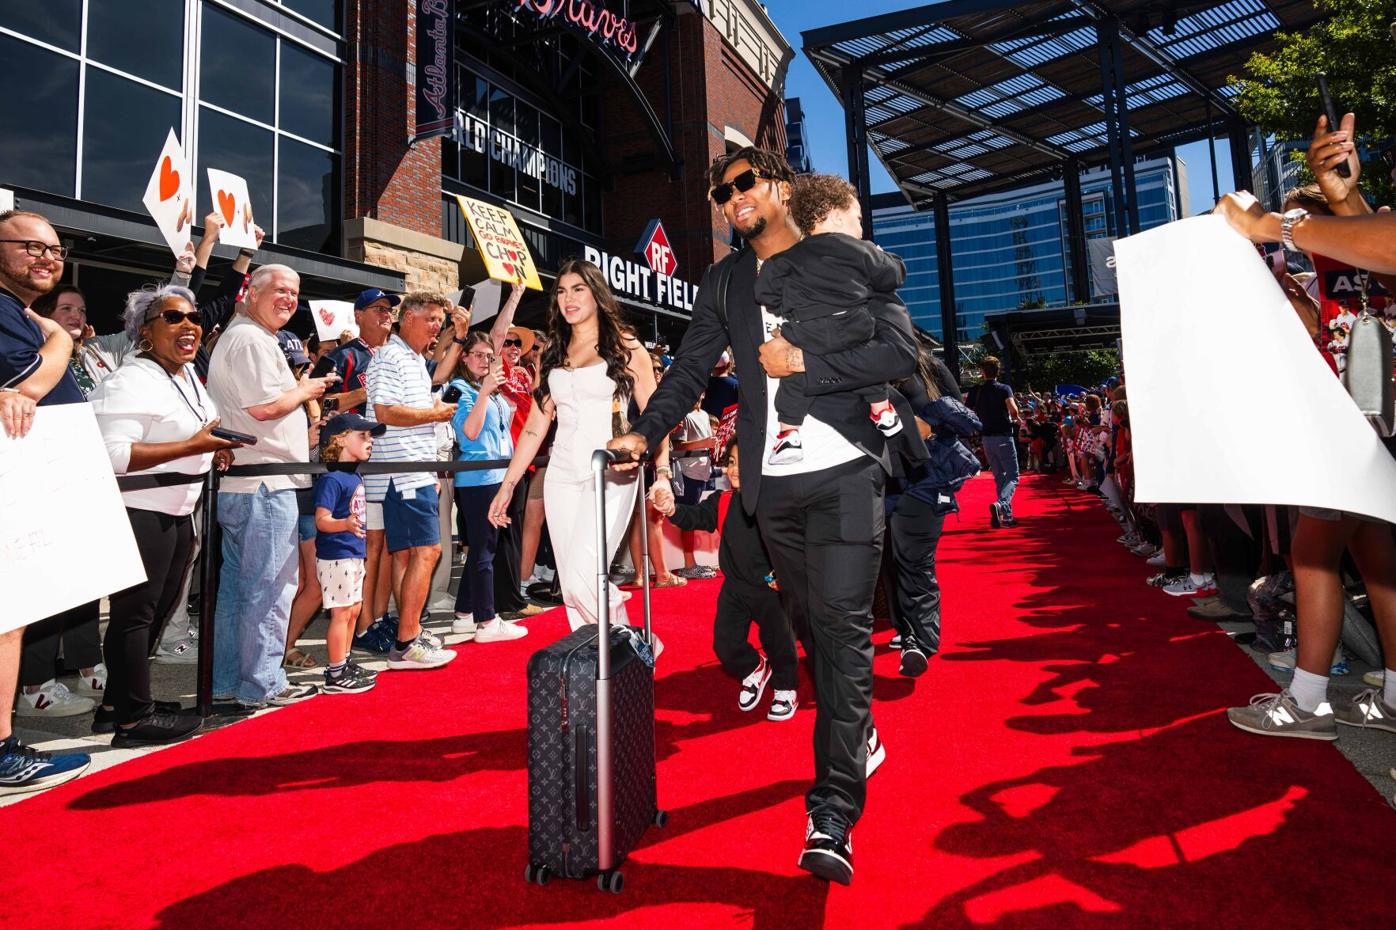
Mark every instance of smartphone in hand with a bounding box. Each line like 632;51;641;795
441;385;463;405
309;355;337;380
1316;73;1351;179
211;426;258;445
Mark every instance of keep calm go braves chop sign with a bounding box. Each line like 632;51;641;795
454;195;544;291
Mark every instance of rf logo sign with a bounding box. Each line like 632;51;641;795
636;219;677;278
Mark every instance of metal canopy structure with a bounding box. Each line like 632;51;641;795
803;0;1322;383
983;303;1122;372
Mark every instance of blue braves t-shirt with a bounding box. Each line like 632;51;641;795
313;469;366;560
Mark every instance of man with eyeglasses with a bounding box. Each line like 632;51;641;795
609;148;920;885
0;208;95;797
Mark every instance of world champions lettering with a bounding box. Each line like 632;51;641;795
515;0;639;56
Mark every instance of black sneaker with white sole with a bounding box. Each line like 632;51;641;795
323;663;377;694
899;639;929;677
798;812;853;885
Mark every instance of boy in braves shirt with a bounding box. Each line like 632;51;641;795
314;413;385;694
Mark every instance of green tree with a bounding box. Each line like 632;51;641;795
1230;0;1396;203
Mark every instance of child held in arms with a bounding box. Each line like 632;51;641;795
754;172;906;465
655;438;799;721
314;413;386;694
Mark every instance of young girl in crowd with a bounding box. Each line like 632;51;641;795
314;414;383;694
753;173;905;465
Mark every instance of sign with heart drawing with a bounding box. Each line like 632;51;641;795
454;194;543;291
142;129;194;257
307;300;358;342
205;168;257;250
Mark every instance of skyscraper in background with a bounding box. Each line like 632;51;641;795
873;157;1186;344
785;97;812;173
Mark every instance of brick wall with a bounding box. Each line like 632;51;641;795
344;0;441;239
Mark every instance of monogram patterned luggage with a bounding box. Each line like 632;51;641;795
523;450;664;893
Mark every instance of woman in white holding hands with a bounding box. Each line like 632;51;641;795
489;259;672;634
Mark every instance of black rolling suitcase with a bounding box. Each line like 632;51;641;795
524;449;665;894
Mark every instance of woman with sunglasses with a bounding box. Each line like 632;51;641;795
88;284;241;744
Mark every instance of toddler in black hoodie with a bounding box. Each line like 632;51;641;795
753;173;905;465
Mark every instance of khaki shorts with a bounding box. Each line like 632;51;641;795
317;558;366;609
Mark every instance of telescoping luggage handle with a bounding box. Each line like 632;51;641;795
590;447;653;875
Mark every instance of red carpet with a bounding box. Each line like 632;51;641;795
4;474;1394;928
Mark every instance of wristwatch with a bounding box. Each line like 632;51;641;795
238;247;256;258
1280;208;1309;251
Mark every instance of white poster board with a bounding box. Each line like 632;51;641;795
0;404;147;633
142;129;194;257
206;168;257;249
463;278;503;325
308;300;358;342
1116;215;1396;523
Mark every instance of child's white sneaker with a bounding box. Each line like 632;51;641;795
871;408;902;437
769;429;803;465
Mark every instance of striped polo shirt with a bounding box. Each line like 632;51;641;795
363;334;438;502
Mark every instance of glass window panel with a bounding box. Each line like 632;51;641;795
281;0;341;32
82;70;182;212
583;175;601;233
279;43;338;147
515;102;538;147
540;116;561;160
563;180;581;229
0;34;77;195
87;0;183;89
517;162;540;213
489;154;515;202
441;134;459;180
0;2;81;52
489;86;513;136
465;73;488;118
197;107;274;232
200;5;275;125
541;178;563;220
460;137;487;190
277;137;339;253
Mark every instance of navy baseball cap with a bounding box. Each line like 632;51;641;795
321;413;387;445
276;330;310;366
354;288;401;311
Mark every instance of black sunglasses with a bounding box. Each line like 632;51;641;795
503;337;522;347
710;169;773;205
159;309;201;326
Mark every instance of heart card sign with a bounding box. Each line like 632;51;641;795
454;195;543;291
206;168;257;250
308;300;358;342
142;129;194;257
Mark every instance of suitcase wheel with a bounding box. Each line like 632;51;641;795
653;809;668;828
597;870;624;894
524;863;551;886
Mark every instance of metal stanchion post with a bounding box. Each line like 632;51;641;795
196;469;220;717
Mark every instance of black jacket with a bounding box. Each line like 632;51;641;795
665;491;771;590
631;247;924;515
751;233;905;324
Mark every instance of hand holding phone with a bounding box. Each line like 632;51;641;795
441;384;463;405
1316;73;1351;179
309;355;337;380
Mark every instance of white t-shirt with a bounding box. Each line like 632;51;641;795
676;408;713;481
206;315;309;493
759;302;863;477
89;356;218;516
364;334;438;501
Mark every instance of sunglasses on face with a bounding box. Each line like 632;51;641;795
159;309;201;326
503;337;522;347
710;169;773;205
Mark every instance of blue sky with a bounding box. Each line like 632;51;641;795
769;0;1236;217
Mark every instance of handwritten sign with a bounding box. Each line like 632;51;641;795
455;195;543;291
142;129;194;257
0;405;146;633
205;168;257;250
308;300;359;342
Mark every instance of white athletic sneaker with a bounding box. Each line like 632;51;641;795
767;689;798;721
1162;573;1217;597
1267;645;1348;676
865;728;886;777
473;617;528;643
387;635;457;670
738;655;772;712
1145;551;1168;567
16;680;96;718
451;613;478;639
73;663;107;698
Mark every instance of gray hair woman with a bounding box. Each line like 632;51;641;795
87;283;241;746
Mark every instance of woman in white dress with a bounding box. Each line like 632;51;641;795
489;259;671;632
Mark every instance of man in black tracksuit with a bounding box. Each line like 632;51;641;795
659;444;799;721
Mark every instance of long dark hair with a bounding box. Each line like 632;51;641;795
536;258;635;405
452;331;492;387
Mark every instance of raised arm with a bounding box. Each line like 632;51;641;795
489;280;526;352
1215;191;1396;275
